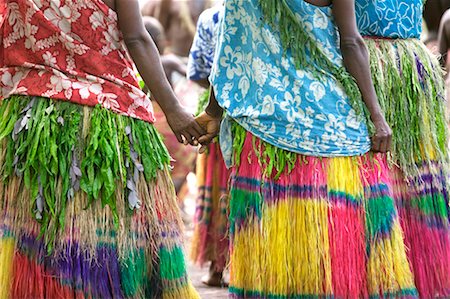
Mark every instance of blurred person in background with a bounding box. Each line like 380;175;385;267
187;3;229;288
141;0;213;57
140;1;214;128
438;9;450;68
143;16;187;85
437;9;450;118
424;0;450;44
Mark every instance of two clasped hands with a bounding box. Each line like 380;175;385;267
167;107;221;153
165;87;223;154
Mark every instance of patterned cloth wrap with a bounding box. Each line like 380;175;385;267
356;0;423;38
211;0;371;168
0;0;154;122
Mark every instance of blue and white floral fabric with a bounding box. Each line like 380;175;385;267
211;0;371;166
356;0;423;38
187;5;223;81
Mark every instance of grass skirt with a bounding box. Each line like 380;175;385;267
190;142;230;271
366;38;450;298
0;96;199;299
228;126;417;298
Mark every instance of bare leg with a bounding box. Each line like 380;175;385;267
201;261;228;287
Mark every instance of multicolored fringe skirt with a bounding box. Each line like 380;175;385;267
190;142;230;271
228;125;418;298
0;96;199;299
366;37;450;298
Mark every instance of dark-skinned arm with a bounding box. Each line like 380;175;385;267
116;0;204;144
331;0;392;152
192;78;210;89
196;87;223;152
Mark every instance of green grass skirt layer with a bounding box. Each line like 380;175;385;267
366;38;449;176
0;96;199;298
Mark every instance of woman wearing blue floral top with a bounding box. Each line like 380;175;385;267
195;0;419;298
358;0;450;297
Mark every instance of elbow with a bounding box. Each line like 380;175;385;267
340;35;366;53
123;32;150;49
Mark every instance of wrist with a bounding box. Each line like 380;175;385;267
370;111;385;122
160;98;182;116
205;104;223;119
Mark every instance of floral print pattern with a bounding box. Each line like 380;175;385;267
0;0;155;123
187;5;223;81
212;0;370;165
356;0;423;38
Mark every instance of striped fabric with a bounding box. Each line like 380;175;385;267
228;131;417;298
392;162;450;298
0;195;196;299
366;37;450;298
190;142;230;270
0;97;199;299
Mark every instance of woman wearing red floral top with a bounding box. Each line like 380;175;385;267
0;0;202;298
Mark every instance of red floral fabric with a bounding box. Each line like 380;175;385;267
0;0;155;123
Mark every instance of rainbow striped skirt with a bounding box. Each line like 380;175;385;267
190;142;230;271
0;96;199;299
366;37;450;298
228;127;418;298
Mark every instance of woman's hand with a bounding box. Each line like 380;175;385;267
196;112;222;153
165;106;205;146
371;114;392;153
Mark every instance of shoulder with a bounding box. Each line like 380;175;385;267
141;1;157;16
197;5;223;27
